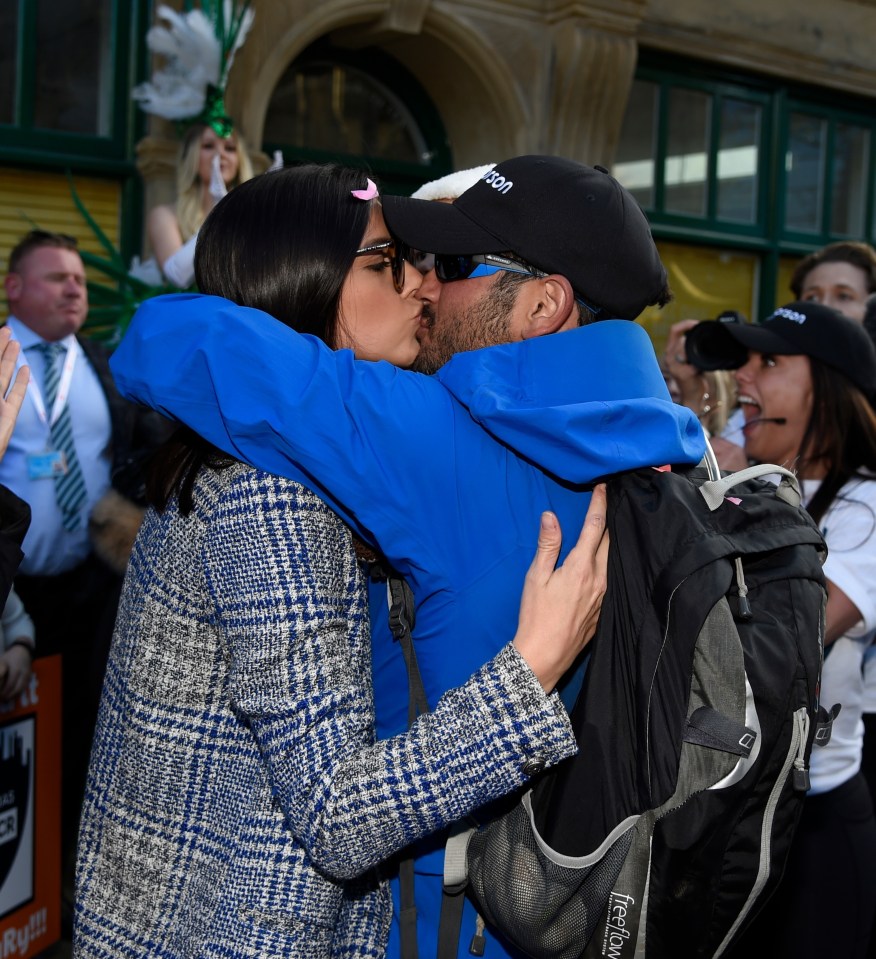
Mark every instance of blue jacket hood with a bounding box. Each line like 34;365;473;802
435;319;703;480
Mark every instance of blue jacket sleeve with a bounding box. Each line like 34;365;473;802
111;294;461;579
111;294;704;581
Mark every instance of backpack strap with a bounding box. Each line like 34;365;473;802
439;824;479;958
684;705;757;757
813;702;842;748
385;568;481;959
698;463;801;511
387;573;429;724
385;569;428;959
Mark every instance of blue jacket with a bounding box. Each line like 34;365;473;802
111;294;705;958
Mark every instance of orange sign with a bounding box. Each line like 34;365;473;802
0;656;61;957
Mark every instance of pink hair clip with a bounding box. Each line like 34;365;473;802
351;178;379;200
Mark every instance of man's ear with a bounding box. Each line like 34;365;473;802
3;273;21;306
520;275;578;339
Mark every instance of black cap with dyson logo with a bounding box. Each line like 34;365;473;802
382;155;668;321
685;301;876;397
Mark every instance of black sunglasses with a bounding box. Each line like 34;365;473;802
354;240;410;294
433;251;604;317
433;252;547;284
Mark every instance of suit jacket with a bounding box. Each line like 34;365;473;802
78;335;174;575
78;335;173;505
74;462;576;959
0;484;29;605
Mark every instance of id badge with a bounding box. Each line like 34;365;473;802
27;450;68;479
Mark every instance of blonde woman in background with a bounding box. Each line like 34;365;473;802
146;123;254;287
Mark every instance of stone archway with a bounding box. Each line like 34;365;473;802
226;1;530;171
136;0;647;240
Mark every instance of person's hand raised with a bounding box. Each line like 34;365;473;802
0;327;29;462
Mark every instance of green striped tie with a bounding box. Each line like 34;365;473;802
35;342;87;531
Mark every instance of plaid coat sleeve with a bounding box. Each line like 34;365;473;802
205;468;577;882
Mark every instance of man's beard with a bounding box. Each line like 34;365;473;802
411;282;518;374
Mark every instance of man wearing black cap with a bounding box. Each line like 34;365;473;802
109;156;703;959
382;156;671;374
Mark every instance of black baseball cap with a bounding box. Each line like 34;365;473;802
685;301;876;396
382;156;668;320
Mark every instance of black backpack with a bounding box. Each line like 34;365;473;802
393;457;836;959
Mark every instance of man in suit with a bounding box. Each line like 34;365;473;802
1;229;171;921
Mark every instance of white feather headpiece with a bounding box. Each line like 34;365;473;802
133;2;254;135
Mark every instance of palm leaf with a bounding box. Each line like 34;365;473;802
78;251;141;285
66;172;127;270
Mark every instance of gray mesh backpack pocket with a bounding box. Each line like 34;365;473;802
453;794;637;959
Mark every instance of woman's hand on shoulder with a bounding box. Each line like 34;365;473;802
513;484;609;692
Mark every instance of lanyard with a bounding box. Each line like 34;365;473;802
26;339;79;428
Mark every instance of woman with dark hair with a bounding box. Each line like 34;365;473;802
790;240;876;322
688;301;876;959
74;164;610;958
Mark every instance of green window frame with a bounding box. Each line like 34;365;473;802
616;63;772;243
261;39;452;197
1;0;149;173
1;0;150;262
616;52;876;319
778;96;875;246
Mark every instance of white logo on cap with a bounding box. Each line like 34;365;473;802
770;307;807;324
482;170;513;194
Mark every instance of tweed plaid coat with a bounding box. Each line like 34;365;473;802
74;463;576;958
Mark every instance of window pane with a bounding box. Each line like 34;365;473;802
265;61;429;164
34;0;112;135
0;2;17;124
776;255;802;307
612;80;658;209
831;123;869;236
717;99;761;223
784;113;826;233
665;89;710;216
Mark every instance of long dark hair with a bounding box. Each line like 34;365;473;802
797;360;876;525
148;163;376;513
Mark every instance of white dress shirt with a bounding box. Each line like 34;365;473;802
0;317;112;575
